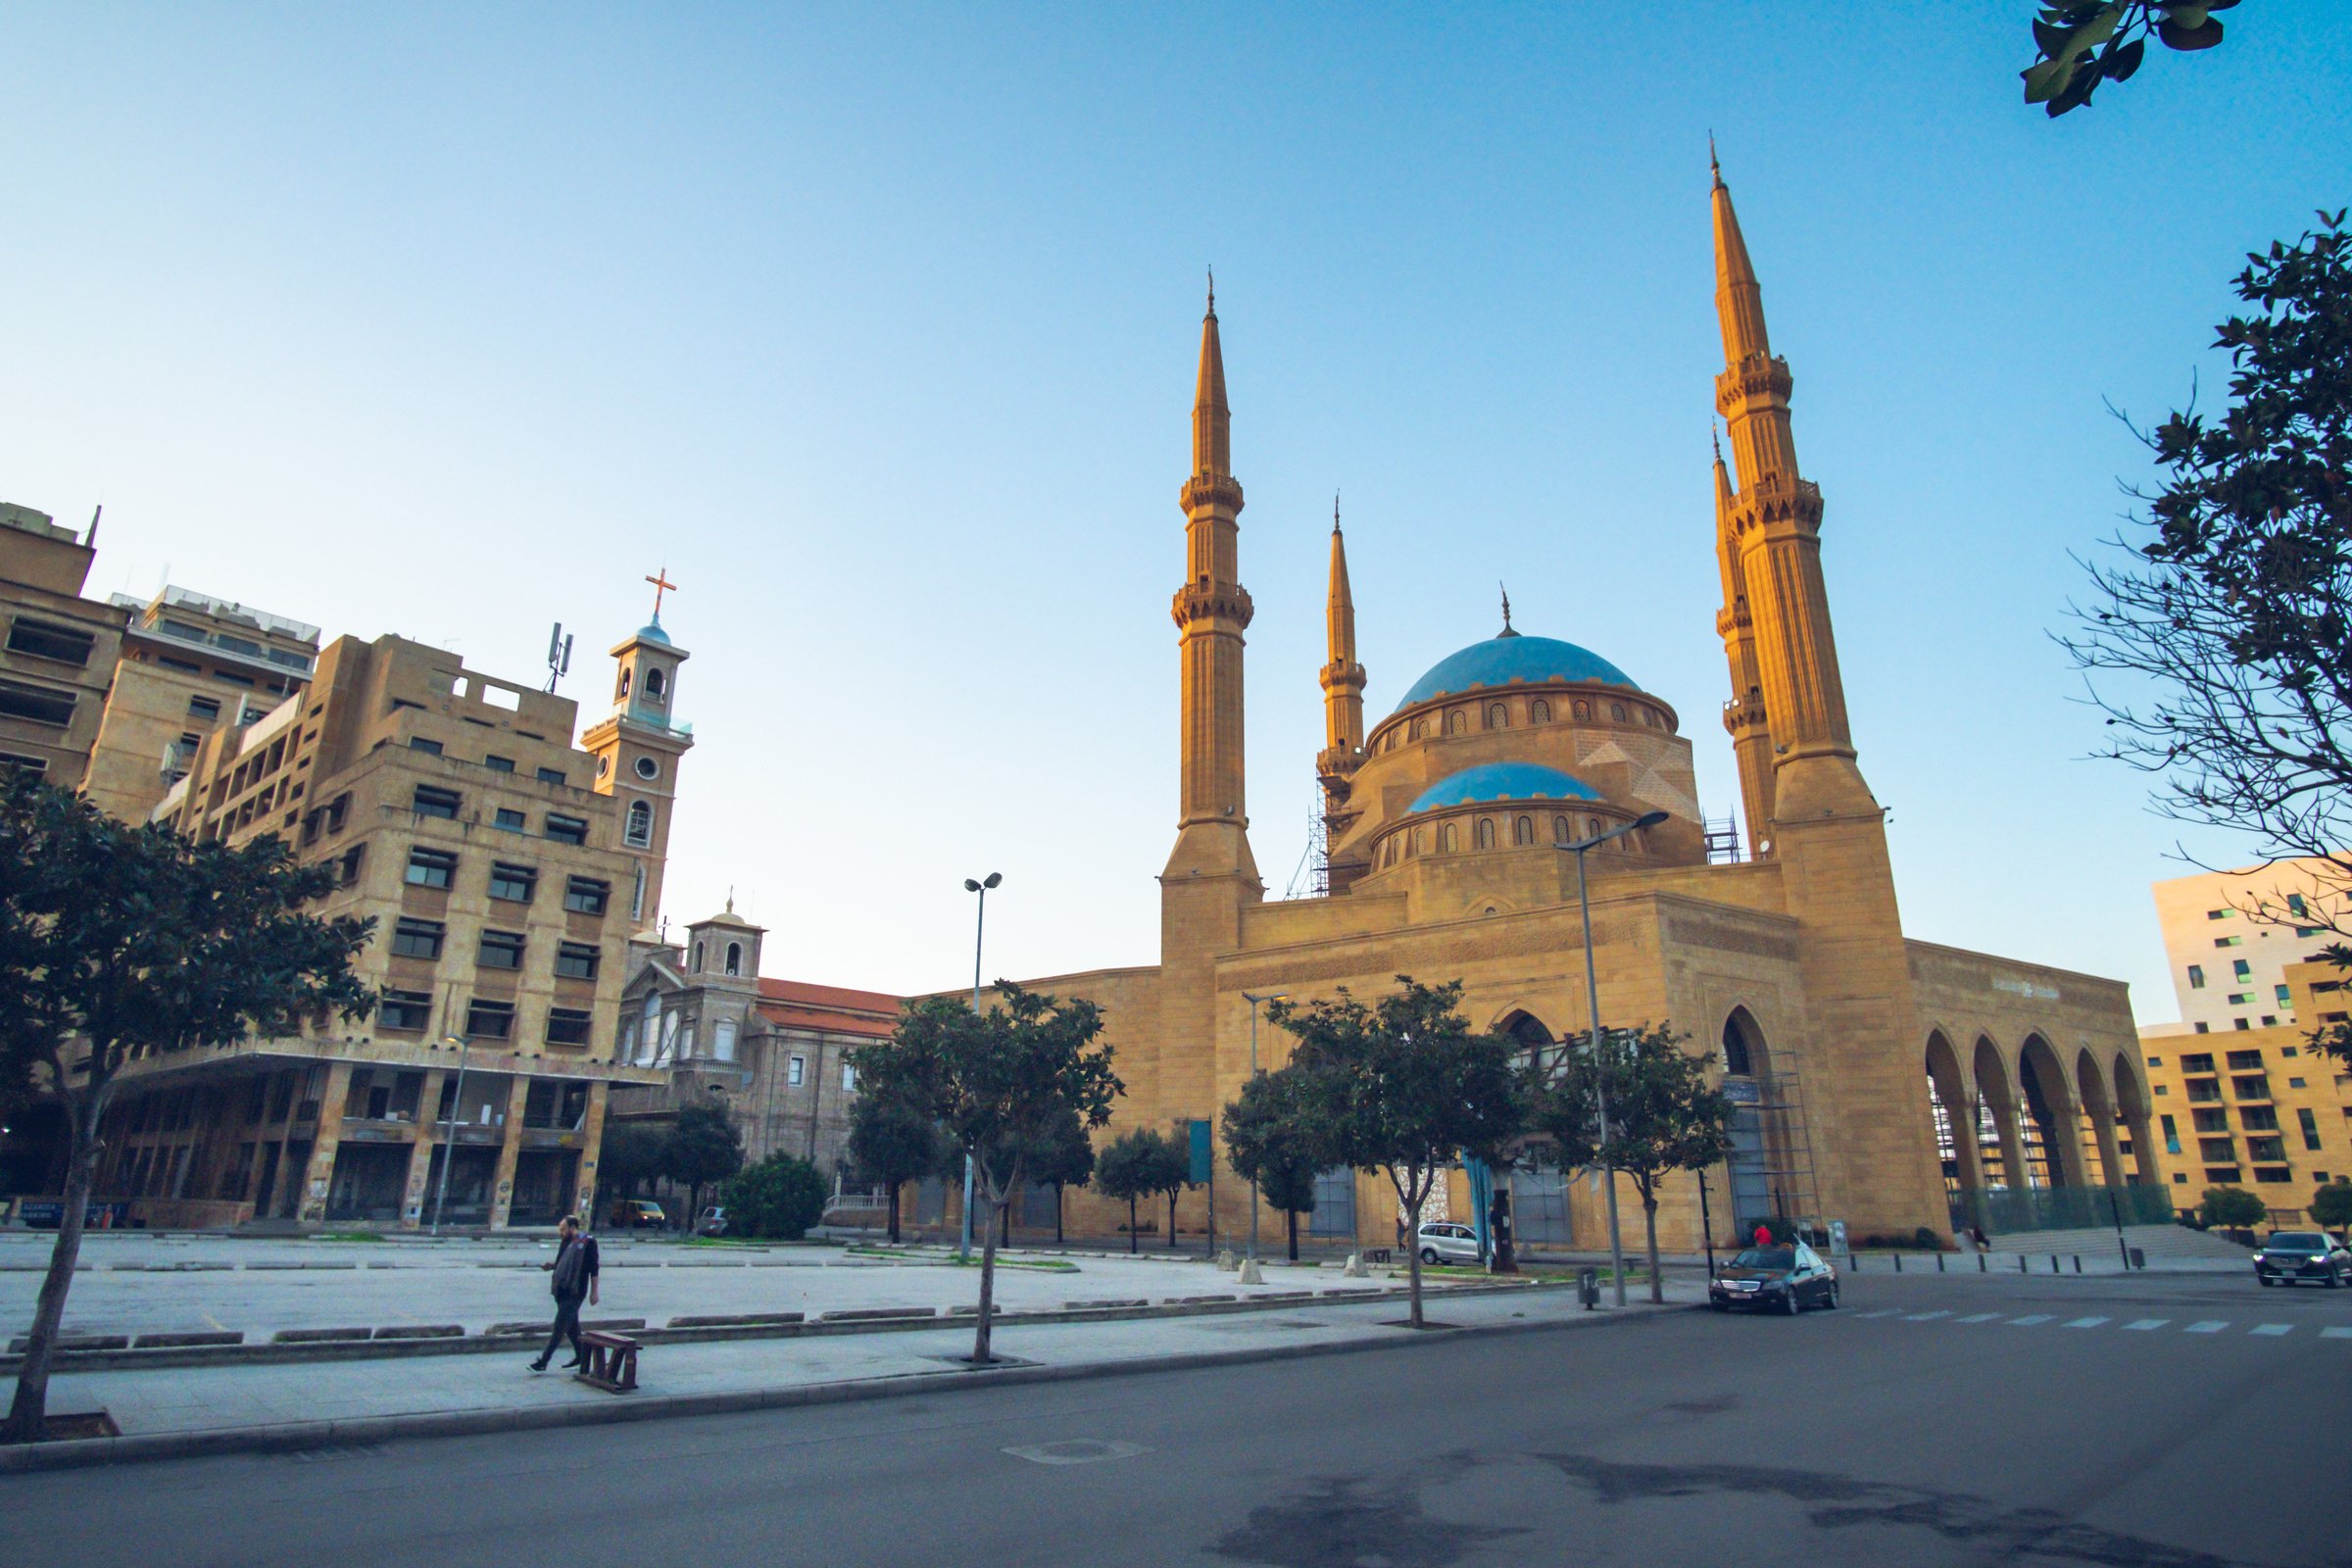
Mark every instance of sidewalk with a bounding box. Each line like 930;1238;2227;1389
3;1274;1695;1473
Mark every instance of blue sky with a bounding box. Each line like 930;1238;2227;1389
2;5;2346;1019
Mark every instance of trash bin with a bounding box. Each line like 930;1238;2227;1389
2129;1246;2145;1271
1578;1267;1599;1309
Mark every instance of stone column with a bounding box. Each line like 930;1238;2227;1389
296;1061;353;1224
488;1074;531;1229
576;1081;611;1225
400;1068;447;1230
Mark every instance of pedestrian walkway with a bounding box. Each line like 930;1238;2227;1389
1835;1305;2349;1343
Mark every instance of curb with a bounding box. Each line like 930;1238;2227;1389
0;1292;1675;1476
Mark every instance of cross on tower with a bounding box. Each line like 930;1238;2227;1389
645;567;679;622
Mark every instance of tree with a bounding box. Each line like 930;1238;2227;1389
848;983;1121;1363
595;1122;665;1216
1011;1104;1097;1246
662;1101;745;1228
1095;1127;1177;1253
2020;2;2235;117
1530;1020;1736;1304
2310;1178;2352;1236
1267;978;1526;1329
2201;1185;2268;1234
719;1152;829;1240
2060;211;2352;1071
846;1090;951;1244
0;773;373;1443
1222;1065;1326;1262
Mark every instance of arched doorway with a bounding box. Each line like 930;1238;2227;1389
1497;1011;1571;1247
1973;1038;2028;1193
1721;1007;1777;1231
2017;1036;2087;1189
2075;1049;2129;1188
2112;1054;2159;1186
1925;1032;1982;1206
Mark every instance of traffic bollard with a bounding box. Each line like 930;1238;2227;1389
1893;1252;1902;1273
1936;1251;1945;1273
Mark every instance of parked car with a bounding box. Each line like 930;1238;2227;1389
695;1205;729;1238
610;1199;666;1231
2253;1230;2351;1288
1415;1221;1483;1266
1709;1242;1839;1314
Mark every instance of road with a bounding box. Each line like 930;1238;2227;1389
6;1267;2346;1567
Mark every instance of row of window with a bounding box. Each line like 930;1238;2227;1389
0;676;79;729
389;917;602;978
377;989;595;1046
401;848;612;913
7;615;99;667
408;736;570;786
1376;812;1642;869
1378;695;1668;752
409;780;653;849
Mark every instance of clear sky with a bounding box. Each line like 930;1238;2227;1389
3;5;2346;1021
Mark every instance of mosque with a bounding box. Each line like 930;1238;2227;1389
1013;161;2154;1255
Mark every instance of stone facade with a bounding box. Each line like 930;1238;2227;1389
0;503;122;785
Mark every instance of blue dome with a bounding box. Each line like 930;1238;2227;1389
1394;634;1637;711
634;620;672;645
1407;762;1601;814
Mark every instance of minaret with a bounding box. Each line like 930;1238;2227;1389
1714;430;1775;855
1318;497;1369;891
1711;154;1875;825
1163;277;1259;884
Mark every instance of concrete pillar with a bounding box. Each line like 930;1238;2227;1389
488;1075;530;1229
400;1069;447;1230
576;1081;611;1225
296;1061;353;1224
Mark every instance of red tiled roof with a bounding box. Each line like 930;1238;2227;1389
754;976;903;1039
757;976;902;1013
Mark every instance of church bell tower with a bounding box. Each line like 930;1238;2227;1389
581;570;695;931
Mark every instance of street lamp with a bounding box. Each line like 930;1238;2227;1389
1239;990;1289;1268
958;872;1002;1261
428;1033;471;1237
1557;808;1669;1307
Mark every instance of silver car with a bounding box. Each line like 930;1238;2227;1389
1415;1220;1483;1266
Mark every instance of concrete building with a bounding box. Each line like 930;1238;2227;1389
2150;860;2347;1035
87;610;690;1230
961;161;2155;1255
0;502;122;785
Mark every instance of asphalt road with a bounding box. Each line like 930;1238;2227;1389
6;1268;2346;1567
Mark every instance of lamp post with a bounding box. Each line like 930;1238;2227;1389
429;1034;471;1236
1240;990;1289;1267
1559;808;1669;1308
958;872;1002;1261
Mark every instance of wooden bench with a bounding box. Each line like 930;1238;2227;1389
1364;1248;1393;1264
573;1330;640;1394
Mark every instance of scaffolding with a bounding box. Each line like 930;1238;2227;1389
1728;1062;1825;1244
1283;803;1331;900
1702;814;1743;864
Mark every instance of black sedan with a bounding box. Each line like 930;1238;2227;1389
2254;1230;2351;1288
1709;1243;1839;1314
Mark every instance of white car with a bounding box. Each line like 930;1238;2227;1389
1415;1221;1483;1266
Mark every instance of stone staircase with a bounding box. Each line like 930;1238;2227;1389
1984;1222;2252;1266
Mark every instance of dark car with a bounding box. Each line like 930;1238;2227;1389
2253;1230;2351;1288
1709;1242;1838;1314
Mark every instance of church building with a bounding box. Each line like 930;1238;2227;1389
1009;162;2157;1254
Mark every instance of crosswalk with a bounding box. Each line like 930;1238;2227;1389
1847;1305;2347;1341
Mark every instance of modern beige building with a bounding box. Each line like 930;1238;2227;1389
88;612;691;1229
0;502;122;785
964;162;2157;1255
2150;860;2347;1035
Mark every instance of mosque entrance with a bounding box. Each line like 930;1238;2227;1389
1719;1008;1821;1239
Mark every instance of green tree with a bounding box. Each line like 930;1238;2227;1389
1267;978;1526;1329
2201;1185;2269;1234
0;773;374;1442
662;1101;745;1229
1222;1065;1326;1262
719;1152;829;1239
1095;1127;1178;1253
1531;1020;1736;1304
1009;1104;1096;1246
2061;212;2352;1071
595;1122;665;1217
2310;1178;2352;1236
2020;2;2235;117
848;983;1121;1363
846;1089;952;1244
1144;1128;1195;1250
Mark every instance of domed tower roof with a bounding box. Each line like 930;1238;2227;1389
1407;761;1602;814
1394;633;1638;711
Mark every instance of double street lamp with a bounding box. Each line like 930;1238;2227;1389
1239;990;1289;1267
958;872;1002;1262
1557;808;1669;1308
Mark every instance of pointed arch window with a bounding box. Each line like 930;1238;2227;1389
1514;815;1534;846
1475;817;1495;851
1554;815;1571;845
1440;822;1459;854
1410;825;1427;857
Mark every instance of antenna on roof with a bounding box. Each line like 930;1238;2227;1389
545;622;573;694
85;504;102;549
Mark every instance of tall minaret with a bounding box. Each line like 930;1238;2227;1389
1714;431;1774;855
1318;497;1369;892
1712;153;1876;825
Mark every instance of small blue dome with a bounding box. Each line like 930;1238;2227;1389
634;620;671;645
1395;633;1637;711
1407;762;1601;814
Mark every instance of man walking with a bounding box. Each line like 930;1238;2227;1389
530;1214;600;1373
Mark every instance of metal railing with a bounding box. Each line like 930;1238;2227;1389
1948;1183;2174;1234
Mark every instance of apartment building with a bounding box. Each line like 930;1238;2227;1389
2152;861;2347;1035
92;616;691;1229
0;503;122;784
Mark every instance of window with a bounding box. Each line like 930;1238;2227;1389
494;808;525;831
465;999;514;1040
691;942;705;972
1446;710;1465;736
484;755;514;773
2297;926;2322;937
2232;958;2251;979
2227;993;2253;1005
390;918;445;959
0;679;75;728
158;655;202;673
546;1007;593;1047
2287;893;2308;917
564;877;610;916
409;737;444;757
413;785;461;819
405;848;457;889
2206;907;2231;920
2299;1108;2323;1150
788;1055;805;1087
2240;1105;2279;1131
2186;965;2205;989
2278;984;2294;1004
2214;936;2242;948
555;942;600;981
2159;1114;2180;1154
724;941;742;976
634;756;659;780
842;1061;858;1093
2146;1055;2163;1066
2194;1022;2210;1033
536;766;565;786
713;1020;737;1061
1532;700;1551;722
378;990;432;1031
7;618;96;665
488;862;537;903
1554;815;1571;845
625;799;654;848
2234;1019;2251;1031
478;930;525;970
1514;815;1534;847
2284;1047;2300;1057
2261;1015;2278;1026
2289;1076;2308;1089
1475;817;1494;850
544;813;588;846
186;694;222;720
1487;704;1507;729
